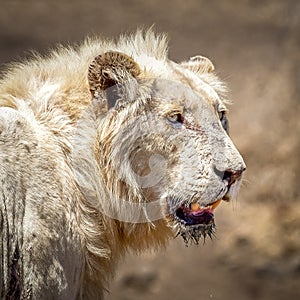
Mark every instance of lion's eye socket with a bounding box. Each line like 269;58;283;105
218;111;229;133
167;113;184;124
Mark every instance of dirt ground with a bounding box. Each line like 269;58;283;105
1;1;299;299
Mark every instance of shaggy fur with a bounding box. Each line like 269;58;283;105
0;29;245;299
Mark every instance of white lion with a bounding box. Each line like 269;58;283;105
0;29;245;299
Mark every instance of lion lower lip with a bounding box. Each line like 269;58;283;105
175;208;214;225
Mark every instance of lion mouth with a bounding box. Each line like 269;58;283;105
172;199;222;245
174;199;221;226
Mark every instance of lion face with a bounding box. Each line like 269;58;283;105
88;51;246;245
149;79;245;244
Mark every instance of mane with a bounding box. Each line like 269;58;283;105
0;29;168;95
0;29;169;137
116;28;169;60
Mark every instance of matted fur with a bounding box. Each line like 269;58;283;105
0;29;245;299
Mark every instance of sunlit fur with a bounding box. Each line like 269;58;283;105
0;29;245;299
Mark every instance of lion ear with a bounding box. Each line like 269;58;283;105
180;55;215;73
88;51;141;109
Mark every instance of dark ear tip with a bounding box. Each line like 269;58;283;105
101;51;141;78
88;51;141;98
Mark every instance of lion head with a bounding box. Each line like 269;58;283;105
86;50;246;246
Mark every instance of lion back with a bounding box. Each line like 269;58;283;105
0;106;83;299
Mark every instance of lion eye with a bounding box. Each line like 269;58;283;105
218;111;229;133
167;113;184;124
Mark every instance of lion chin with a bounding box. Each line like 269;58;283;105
171;198;223;245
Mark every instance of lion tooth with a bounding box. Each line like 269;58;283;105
191;203;200;211
211;199;222;210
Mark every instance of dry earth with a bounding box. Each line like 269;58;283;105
0;1;299;299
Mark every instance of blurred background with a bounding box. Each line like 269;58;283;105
1;0;299;299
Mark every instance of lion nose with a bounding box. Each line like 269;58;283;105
214;166;245;187
222;168;245;187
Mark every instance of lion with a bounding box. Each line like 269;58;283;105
0;29;245;299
